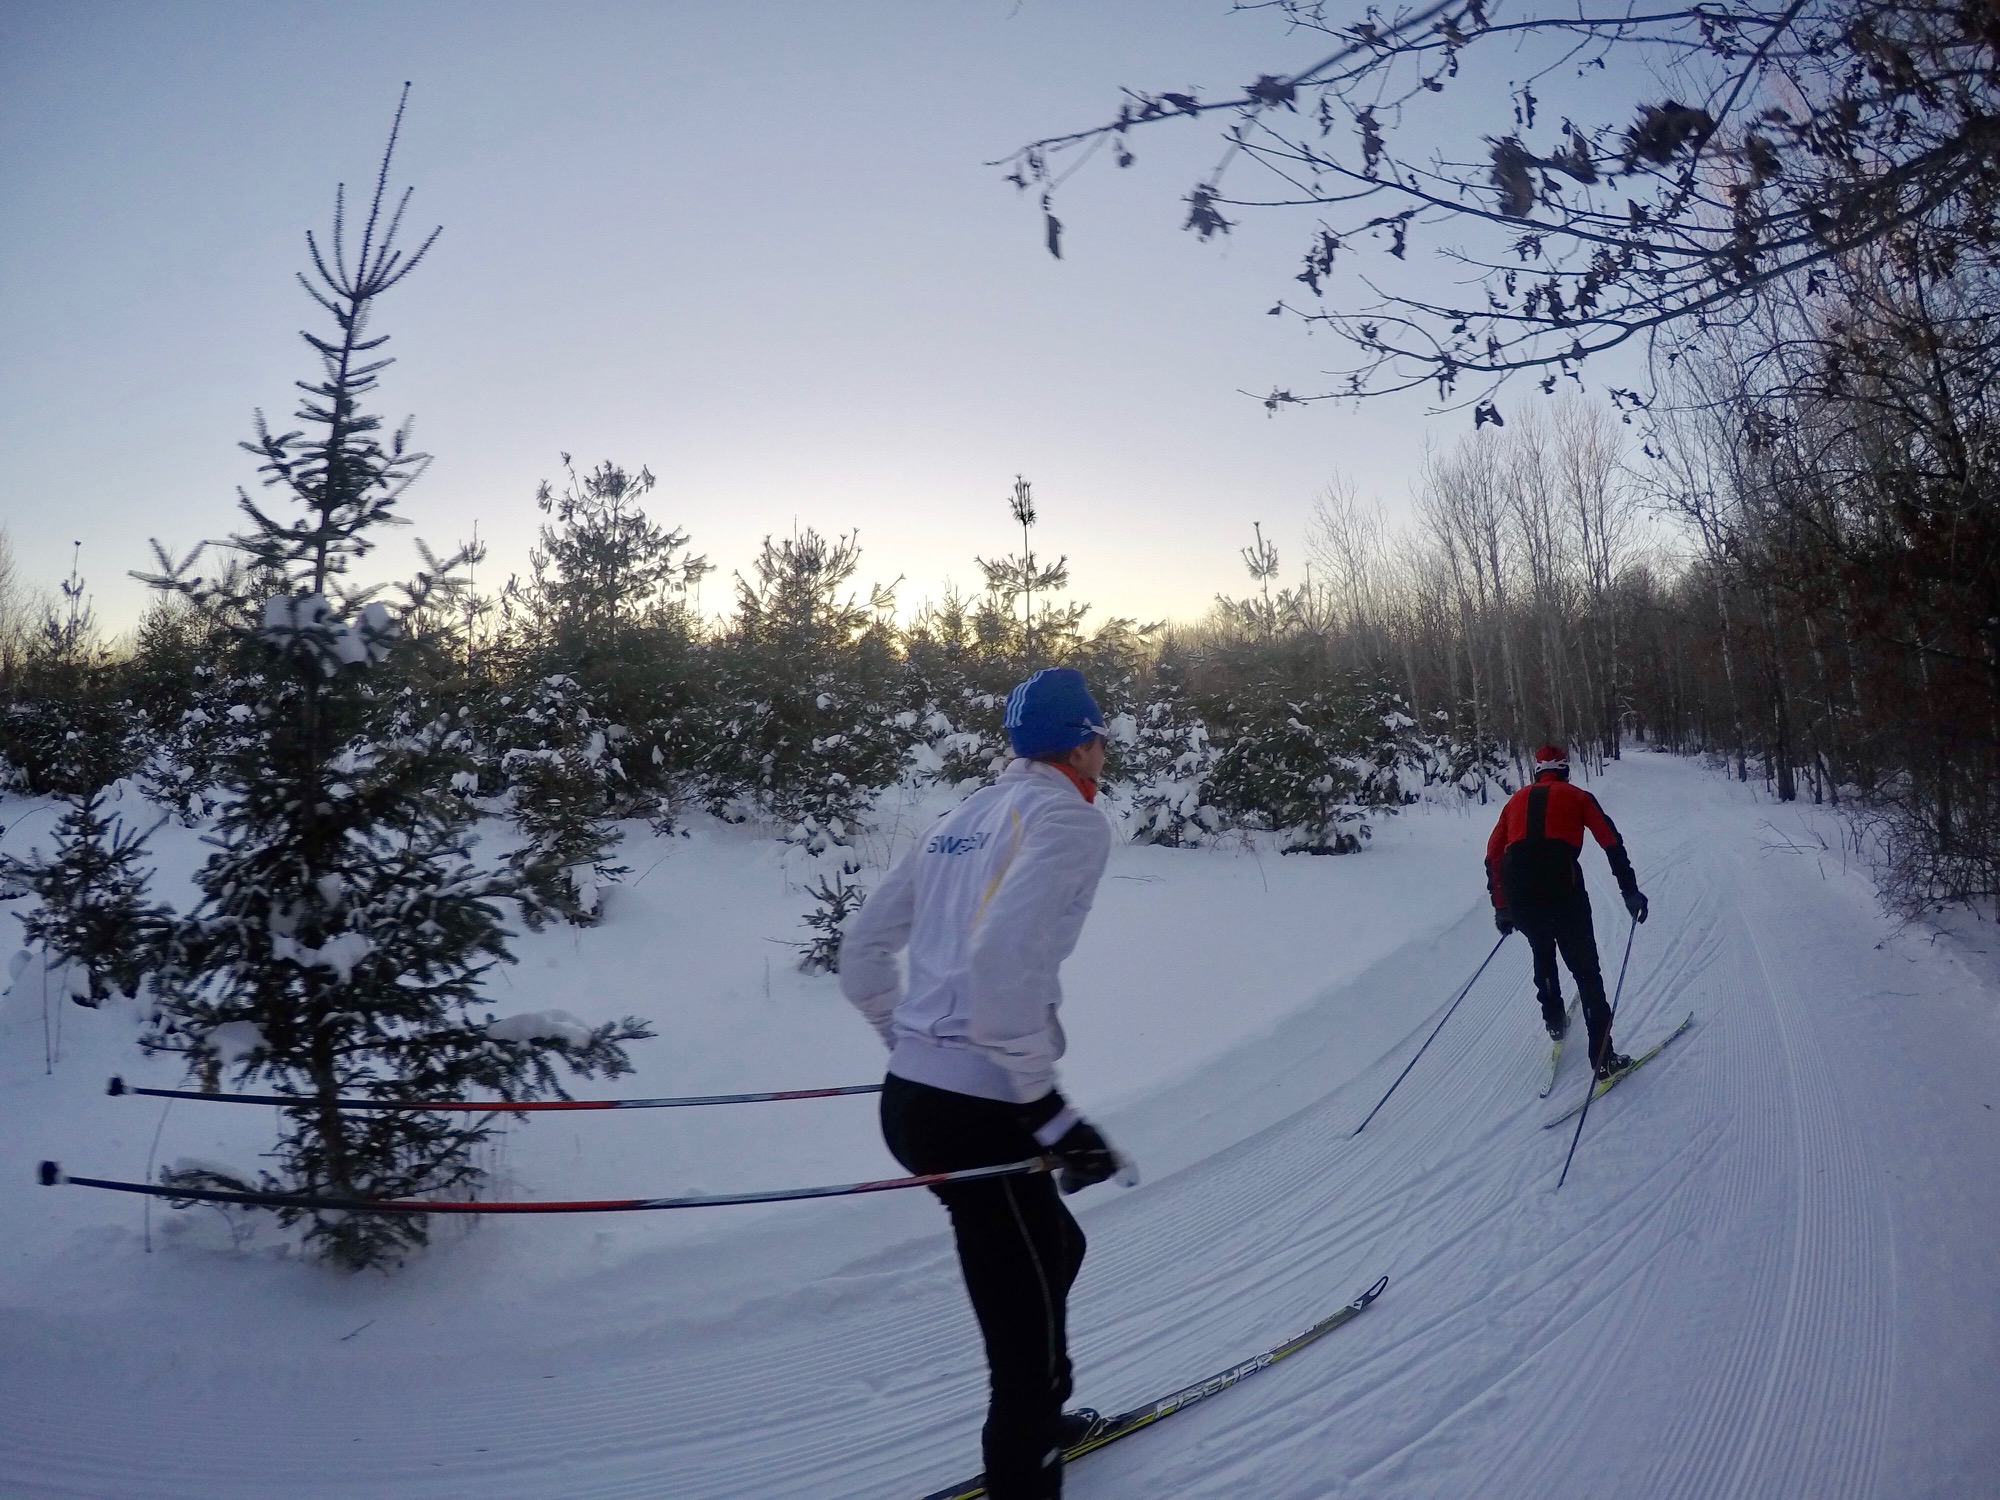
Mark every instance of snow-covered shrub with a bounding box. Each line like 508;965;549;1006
1382;701;1511;803
138;665;269;825
0;694;149;797
906;689;1011;793
1118;693;1227;846
1207;686;1413;854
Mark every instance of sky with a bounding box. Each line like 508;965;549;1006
0;0;1650;637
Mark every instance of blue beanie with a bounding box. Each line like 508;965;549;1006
1004;667;1106;758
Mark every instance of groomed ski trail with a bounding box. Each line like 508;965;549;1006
2;756;1994;1499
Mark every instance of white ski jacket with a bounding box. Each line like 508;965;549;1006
839;758;1113;1105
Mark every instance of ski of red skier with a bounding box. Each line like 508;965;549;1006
1537;999;1579;1099
918;1275;1390;1500
1542;1012;1695;1128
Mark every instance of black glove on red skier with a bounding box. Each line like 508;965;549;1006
1624;888;1650;923
1047;1119;1118;1195
1494;908;1515;936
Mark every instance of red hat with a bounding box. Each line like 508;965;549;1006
1533;744;1569;775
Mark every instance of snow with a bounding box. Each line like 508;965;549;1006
2;755;1998;1497
204;1021;263;1066
256;594;398;672
485;1010;597;1048
2;946;91;1006
269;930;373;984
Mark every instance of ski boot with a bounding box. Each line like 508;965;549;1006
1593;1046;1633;1081
1543;1010;1569;1042
1057;1409;1106;1451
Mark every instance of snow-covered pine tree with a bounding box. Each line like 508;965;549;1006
128;577;268;824
899;590;1014;791
0;547;146;795
1121;662;1226;846
133;94;650;1270
495;673;629;925
0;786;168;1007
918;687;1012;791
500;455;709;803
709;528;904;851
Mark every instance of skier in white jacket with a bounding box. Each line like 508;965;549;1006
841;666;1120;1500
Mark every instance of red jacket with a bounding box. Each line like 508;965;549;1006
1485;772;1633;910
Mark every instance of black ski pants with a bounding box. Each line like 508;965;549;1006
1517;889;1614;1062
881;1072;1086;1500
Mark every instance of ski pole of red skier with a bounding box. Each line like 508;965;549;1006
1554;915;1638;1190
1351;933;1508;1136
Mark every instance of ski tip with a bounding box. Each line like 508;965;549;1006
38;1161;62;1187
106;1076;126;1097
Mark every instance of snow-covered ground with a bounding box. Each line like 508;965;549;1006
2;754;1996;1498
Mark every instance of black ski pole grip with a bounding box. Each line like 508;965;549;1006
107;1076;127;1096
38;1161;62;1187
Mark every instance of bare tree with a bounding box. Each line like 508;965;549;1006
1305;476;1388;667
1004;0;2000;411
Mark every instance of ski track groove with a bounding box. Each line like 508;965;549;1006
0;763;1913;1498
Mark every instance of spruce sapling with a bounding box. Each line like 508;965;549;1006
795;864;865;974
0;787;168;1007
133;92;651;1270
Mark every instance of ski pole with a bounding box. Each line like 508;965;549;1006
1554;915;1638;1190
105;1076;883;1112
1352;932;1508;1136
38;1155;1051;1215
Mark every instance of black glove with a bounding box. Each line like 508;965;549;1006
1048;1119;1118;1196
1494;908;1515;936
1624;888;1649;923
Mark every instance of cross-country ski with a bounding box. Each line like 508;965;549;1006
1543;1013;1699;1129
1537;999;1579;1098
920;1277;1389;1500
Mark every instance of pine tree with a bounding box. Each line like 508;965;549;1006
977;477;1082;661
134;94;650;1270
128;581;265;824
499;455;710;798
1122;658;1226;846
710;528;904;849
495;672;629;925
0;545;146;795
0;787;167;1007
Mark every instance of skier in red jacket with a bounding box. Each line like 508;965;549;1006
1486;744;1649;1078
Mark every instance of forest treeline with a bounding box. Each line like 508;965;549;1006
2;318;1995;924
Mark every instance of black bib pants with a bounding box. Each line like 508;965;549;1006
881;1073;1086;1500
1501;784;1614;1062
